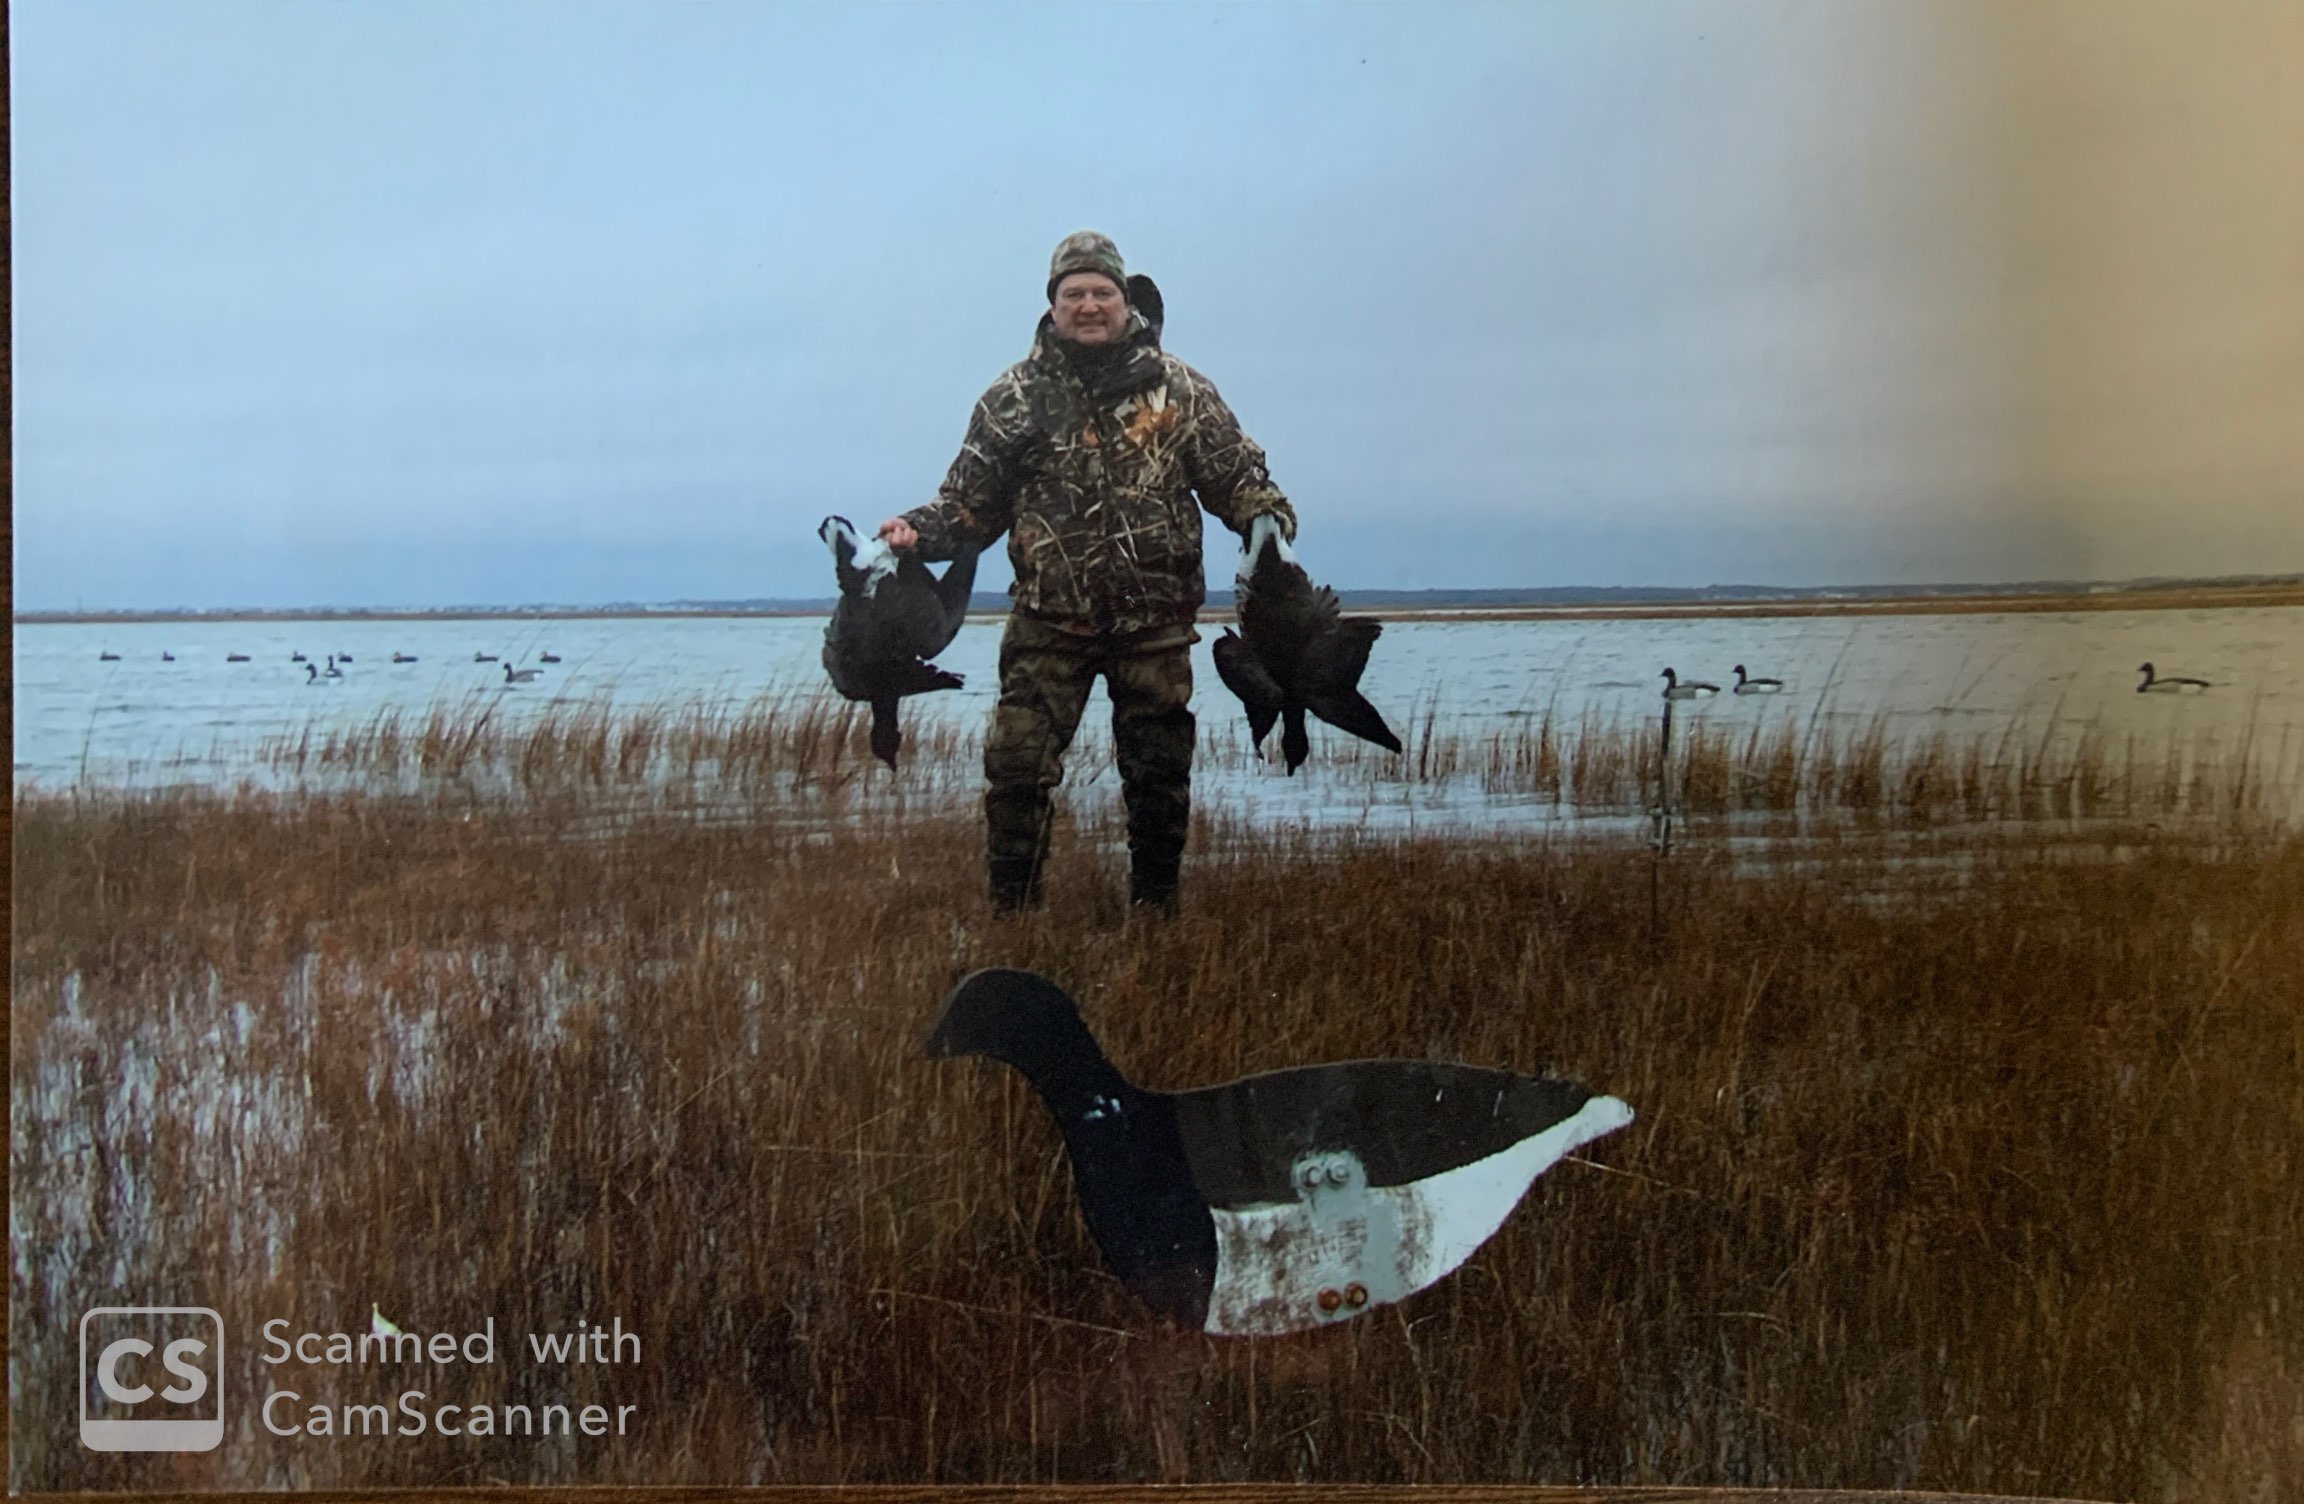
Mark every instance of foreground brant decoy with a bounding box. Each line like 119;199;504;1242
503;663;543;684
1731;664;1783;695
818;514;981;768
1660;667;1720;700
303;662;332;685
2137;661;2211;694
1214;514;1401;774
926;968;1634;1336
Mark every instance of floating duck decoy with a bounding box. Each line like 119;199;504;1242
474;652;499;663
2137;661;2211;694
926;968;1634;1336
392;652;418;663
503;663;542;684
1214;514;1401;773
336;653;354;663
226;653;251;663
161;652;175;662
291;651;307;663
1660;667;1720;700
538;651;561;664
818;514;981;768
98;651;121;661
1732;664;1783;695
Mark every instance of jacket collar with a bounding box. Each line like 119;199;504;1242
1030;308;1166;400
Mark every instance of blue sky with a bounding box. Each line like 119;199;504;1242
13;0;2301;610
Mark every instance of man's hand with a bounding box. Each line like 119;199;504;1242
877;518;919;552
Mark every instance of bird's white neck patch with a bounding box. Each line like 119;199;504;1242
848;536;898;595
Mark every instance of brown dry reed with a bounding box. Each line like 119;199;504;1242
10;729;2303;1497
248;687;2291;828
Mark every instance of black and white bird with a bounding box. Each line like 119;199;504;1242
818;514;980;769
304;662;332;685
1213;514;1401;774
926;968;1634;1336
2137;662;2211;694
324;654;344;679
503;663;543;684
1732;664;1783;695
1660;667;1720;700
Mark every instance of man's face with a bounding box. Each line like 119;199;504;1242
1051;272;1128;345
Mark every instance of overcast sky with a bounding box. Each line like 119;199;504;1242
13;0;2302;611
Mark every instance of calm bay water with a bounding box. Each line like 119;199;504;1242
14;607;2302;817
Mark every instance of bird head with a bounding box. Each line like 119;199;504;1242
925;968;1085;1066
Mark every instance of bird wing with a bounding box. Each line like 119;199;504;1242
928;538;983;650
1171;1059;1604;1209
1212;631;1283;750
882;557;955;657
1299;616;1401;751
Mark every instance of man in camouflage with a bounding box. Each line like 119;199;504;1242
878;231;1298;913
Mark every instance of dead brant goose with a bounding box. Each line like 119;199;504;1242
2137;661;2211;694
926;968;1634;1336
1214;514;1401;773
818;514;980;768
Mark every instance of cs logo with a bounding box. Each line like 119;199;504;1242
80;1307;225;1451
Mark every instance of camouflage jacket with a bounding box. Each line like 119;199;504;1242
900;311;1297;637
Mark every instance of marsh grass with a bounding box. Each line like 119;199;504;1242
11;761;2302;1496
249;689;2290;833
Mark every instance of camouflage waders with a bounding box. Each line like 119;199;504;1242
986;613;1196;912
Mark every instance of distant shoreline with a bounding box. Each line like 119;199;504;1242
17;581;2304;626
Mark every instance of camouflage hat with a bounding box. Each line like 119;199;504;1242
1046;230;1128;302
